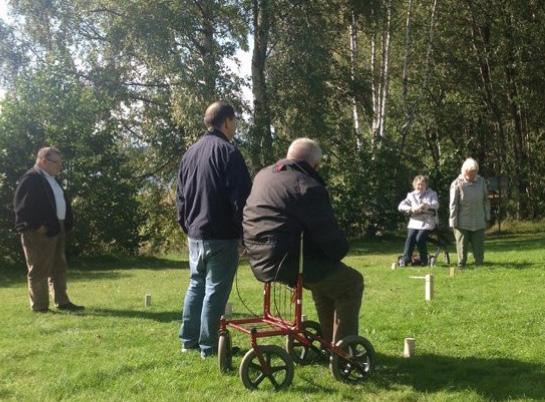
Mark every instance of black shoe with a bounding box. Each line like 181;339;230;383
232;346;241;356
58;302;85;311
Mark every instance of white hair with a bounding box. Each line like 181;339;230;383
286;138;322;166
461;158;479;174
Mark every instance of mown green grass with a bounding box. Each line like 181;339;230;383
1;232;544;401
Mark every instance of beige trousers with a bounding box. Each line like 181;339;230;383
21;223;70;310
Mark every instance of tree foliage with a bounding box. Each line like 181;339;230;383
1;0;545;261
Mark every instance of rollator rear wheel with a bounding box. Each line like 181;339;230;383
330;335;375;384
239;345;294;390
218;330;232;373
286;320;323;365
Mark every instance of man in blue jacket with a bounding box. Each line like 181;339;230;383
14;147;84;312
176;101;252;358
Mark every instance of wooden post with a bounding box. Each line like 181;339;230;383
425;274;433;301
144;294;152;307
404;337;415;358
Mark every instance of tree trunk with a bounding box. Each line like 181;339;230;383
349;11;362;149
199;0;218;100
502;10;530;218
378;0;392;140
251;0;273;170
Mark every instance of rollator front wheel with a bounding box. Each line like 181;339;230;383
239;345;294;390
286;320;323;365
330;335;375;384
218;330;232;373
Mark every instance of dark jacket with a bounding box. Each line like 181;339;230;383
176;129;252;240
13;167;74;237
243;159;348;285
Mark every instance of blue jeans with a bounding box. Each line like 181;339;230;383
402;229;429;265
179;238;239;356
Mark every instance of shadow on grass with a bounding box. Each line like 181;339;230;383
374;352;545;400
0;255;189;288
72;255;188;271
87;307;180;323
350;236;407;255
486;233;545;253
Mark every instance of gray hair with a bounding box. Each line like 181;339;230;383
36;147;61;163
286;138;322;166
461;158;479;174
412;175;429;189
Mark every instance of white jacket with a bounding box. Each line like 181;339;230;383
398;189;439;230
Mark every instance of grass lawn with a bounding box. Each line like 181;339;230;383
1;231;544;401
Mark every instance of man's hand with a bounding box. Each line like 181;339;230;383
36;225;47;234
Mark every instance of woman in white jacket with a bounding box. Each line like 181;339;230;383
398;175;439;266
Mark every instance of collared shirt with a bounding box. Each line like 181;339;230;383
37;167;66;220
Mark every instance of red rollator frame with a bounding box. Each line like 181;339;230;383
218;234;375;390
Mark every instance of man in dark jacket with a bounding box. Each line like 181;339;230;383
243;138;364;344
14;147;83;312
176;101;252;358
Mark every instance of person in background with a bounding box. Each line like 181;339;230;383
176;101;252;359
398;175;439;266
243;138;364;345
449;158;490;267
13;147;84;312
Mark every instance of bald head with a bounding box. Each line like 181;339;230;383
286;138;322;168
204;101;235;128
203;101;236;139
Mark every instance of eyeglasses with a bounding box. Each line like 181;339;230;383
47;158;62;165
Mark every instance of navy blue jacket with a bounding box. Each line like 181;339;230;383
176;129;252;240
13;167;74;237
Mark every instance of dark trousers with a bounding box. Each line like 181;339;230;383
304;263;364;344
402;229;429;265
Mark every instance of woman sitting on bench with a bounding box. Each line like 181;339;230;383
398;175;439;266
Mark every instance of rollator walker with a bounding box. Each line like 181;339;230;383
218;234;375;390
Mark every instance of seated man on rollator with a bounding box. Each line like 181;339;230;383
242;138;364;344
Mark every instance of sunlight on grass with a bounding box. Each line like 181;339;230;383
1;232;544;401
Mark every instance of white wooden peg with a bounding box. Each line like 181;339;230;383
425;274;434;301
404;337;415;358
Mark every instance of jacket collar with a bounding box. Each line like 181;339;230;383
204;128;230;142
35;165;54;179
274;159;326;186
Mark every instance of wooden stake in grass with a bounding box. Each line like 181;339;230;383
425;274;433;301
409;274;434;301
449;266;456;277
404;337;415;358
144;294;151;307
